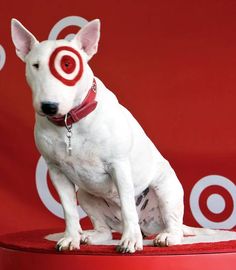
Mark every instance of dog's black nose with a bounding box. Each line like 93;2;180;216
41;102;58;116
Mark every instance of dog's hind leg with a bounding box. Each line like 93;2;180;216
137;187;165;236
78;189;115;244
150;161;184;247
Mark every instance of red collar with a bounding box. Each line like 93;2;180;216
48;79;97;127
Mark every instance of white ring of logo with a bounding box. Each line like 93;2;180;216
35;156;87;219
54;49;80;80
0;45;6;70
48;16;88;41
190;175;236;229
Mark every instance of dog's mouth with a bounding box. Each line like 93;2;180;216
37;111;46;117
37;111;65;118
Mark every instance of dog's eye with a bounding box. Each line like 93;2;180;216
32;63;39;69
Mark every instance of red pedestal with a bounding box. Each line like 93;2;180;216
1;229;236;270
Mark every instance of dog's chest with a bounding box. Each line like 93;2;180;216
35;126;114;195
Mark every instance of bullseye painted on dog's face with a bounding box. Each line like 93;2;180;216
49;46;83;86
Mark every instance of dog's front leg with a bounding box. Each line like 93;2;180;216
111;159;143;253
49;166;82;251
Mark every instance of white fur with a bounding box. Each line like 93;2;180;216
11;18;236;253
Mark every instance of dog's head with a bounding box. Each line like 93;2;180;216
11;18;100;117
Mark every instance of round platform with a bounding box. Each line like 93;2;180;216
0;229;236;270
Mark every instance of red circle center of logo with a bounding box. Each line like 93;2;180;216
60;55;76;74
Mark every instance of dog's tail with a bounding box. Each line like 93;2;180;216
180;225;236;244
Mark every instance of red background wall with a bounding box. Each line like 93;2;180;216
0;0;236;234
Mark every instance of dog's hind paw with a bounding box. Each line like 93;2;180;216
56;236;80;251
153;231;182;247
80;230;112;244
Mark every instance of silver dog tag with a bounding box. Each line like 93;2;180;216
66;130;72;156
65;114;73;156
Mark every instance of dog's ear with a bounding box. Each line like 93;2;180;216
73;19;100;61
11;18;39;62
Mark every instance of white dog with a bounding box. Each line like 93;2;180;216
11;18;236;253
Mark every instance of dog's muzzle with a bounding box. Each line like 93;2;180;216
41;102;59;116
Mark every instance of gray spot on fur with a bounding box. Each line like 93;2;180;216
149;207;156;212
136;195;143;206
136;187;150;206
104;199;110;207
141;199;149;211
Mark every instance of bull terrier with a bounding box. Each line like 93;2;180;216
11;18;234;253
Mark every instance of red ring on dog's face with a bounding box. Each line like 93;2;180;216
49;46;83;86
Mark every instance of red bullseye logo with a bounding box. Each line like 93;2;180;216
190;175;236;229
199;185;234;223
48;16;88;41
49;46;83;86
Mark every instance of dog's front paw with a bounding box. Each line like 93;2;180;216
56;234;81;251
116;225;143;253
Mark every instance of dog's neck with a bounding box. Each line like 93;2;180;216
47;78;97;127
